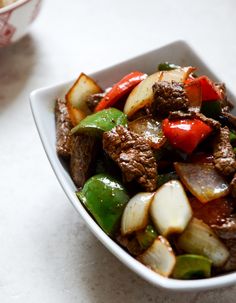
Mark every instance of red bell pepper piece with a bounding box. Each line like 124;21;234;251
199;76;222;100
162;118;212;154
185;80;202;111
94;71;147;112
185;76;222;101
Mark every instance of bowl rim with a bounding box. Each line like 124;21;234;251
0;0;32;13
29;40;236;292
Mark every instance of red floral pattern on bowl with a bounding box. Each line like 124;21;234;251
0;0;42;47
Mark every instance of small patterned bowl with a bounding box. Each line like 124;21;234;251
0;0;42;47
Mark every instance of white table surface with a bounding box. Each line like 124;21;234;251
1;0;236;302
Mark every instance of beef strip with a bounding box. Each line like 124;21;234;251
55;98;73;158
151;81;189;117
86;92;104;111
212;217;236;271
212;217;236;240
86;87;110;111
168;110;194;120
70;134;96;188
168;111;221;129
213;126;236;176
222;112;236;129
215;82;234;112
195;112;221;129
103;125;157;191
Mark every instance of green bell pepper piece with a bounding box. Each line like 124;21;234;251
156;172;179;188
77;174;129;235
71;108;127;136
158;62;180;71
230;130;236;143
200;100;221;119
136;225;158;250
172;254;212;279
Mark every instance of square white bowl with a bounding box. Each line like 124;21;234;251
30;40;236;292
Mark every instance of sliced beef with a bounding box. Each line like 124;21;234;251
86;92;104;111
212;217;236;271
55;98;73;158
215;82;234;112
222;112;236;129
103;125;157;191
168;110;194;120
152;81;189;117
212;217;236;240
195;112;221;129
70;134;96;188
213;126;236;176
86;87;110;111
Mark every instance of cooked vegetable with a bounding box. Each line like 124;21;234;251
66;105;86;126
116;234;143;256
156;172;179;188
55;61;236;280
190;197;233;226
77;174;129;235
124;67;194;117
66;73;102;124
150;180;192;237
71;108;127;136
138;236;176;277
95;71;146;112
128;117;166;149
177;218;229;267
174;162;229;203
201;100;222;119
123;72;161;117
162;118;212;154
186;76;222;101
230;130;236;143
136;225;158;250
160;67;195;82
185;79;202;112
200;76;223;101
172;254;212;279
121;192;154;235
158;62;180;71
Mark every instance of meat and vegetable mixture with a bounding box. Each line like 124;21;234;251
55;63;236;279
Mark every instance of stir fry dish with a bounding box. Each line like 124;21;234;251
55;62;236;279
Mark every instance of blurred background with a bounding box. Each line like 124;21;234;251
0;0;236;302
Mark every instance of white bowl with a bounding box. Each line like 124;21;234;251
30;41;236;292
0;0;42;47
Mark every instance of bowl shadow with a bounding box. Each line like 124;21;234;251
0;34;37;112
